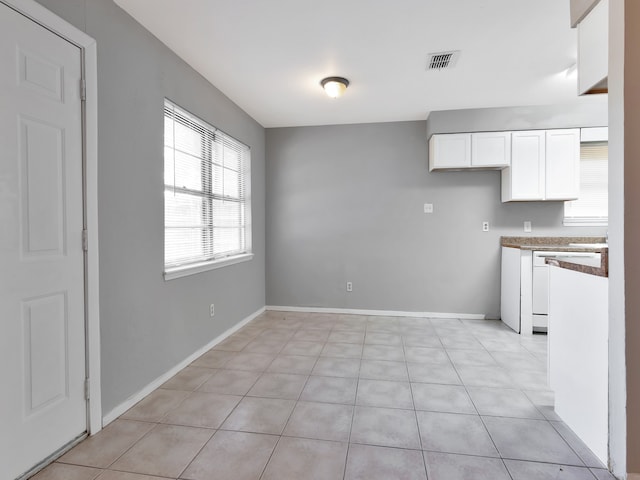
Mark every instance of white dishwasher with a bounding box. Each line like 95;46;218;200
532;251;601;332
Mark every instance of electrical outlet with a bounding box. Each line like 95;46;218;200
209;304;215;317
524;221;532;233
346;281;353;292
423;203;433;214
482;221;489;232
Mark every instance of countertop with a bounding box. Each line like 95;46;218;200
500;236;608;252
546;250;608;278
499;236;608;277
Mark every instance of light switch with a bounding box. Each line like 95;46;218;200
424;203;433;214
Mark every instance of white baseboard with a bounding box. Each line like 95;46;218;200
627;473;640;480
102;306;265;426
266;305;485;320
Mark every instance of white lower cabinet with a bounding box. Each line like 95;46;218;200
501;247;522;333
500;247;534;335
548;265;608;465
502;129;580;202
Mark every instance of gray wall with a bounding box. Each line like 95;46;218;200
266;120;606;317
34;0;266;415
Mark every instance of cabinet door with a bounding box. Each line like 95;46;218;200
546;129;580;200
471;132;511;168
502;130;545;201
429;133;471;171
501;247;521;333
532;265;549;314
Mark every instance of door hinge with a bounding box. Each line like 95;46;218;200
84;378;90;400
80;79;86;101
82;229;88;252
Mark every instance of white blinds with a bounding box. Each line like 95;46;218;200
564;142;608;221
164;100;250;269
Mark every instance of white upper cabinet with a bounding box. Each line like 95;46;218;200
430;128;581;202
577;0;608;95
429;133;471;170
546;129;580;200
471;131;512;168
502;131;546;201
502;129;580;202
429;132;510;171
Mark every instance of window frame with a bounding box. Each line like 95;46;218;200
163;100;252;280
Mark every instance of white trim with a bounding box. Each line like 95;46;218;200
627;474;640;480
581;126;609;142
1;0;94;45
563;217;608;227
1;0;101;435
164;253;254;281
102;306;265;426
83;40;101;435
266;305;486;320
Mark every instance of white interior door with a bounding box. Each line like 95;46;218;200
0;3;87;479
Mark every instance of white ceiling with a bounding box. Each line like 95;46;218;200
114;0;586;128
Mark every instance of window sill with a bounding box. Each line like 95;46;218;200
164;253;254;281
563;217;608;227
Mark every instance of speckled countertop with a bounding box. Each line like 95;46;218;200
500;236;608;252
546;250;609;278
500;236;608;277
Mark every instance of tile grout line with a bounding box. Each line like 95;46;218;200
110;325;261;479
253;312;304;480
401;321;431;480
468;325;522;480
179;314;296;480
335;320;367;480
442;324;516;480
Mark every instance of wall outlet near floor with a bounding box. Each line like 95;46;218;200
209;303;215;317
524;221;532;233
346;281;353;292
482;221;489;232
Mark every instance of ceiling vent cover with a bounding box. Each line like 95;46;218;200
427;51;460;70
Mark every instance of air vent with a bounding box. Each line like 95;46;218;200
426;51;460;71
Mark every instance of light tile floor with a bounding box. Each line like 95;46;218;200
33;311;616;480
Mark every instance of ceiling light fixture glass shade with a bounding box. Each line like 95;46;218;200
321;76;349;98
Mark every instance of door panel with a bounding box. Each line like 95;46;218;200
18;48;64;101
23;293;68;414
0;3;86;479
20;117;66;256
532;265;549;315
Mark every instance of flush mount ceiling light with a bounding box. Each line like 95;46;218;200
320;76;349;98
